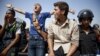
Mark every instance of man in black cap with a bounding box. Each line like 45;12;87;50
77;9;98;56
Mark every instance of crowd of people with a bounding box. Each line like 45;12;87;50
0;1;100;56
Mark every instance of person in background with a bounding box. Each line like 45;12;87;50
93;24;100;55
0;25;3;53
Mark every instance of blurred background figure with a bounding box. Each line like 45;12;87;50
93;24;100;55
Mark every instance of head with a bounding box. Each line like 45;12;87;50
77;9;94;28
54;1;69;20
93;24;99;30
5;8;15;22
21;21;26;30
33;3;42;14
0;25;2;30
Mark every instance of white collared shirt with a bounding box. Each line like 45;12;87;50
47;18;79;53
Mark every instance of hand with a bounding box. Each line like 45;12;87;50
94;29;100;36
50;10;55;15
4;15;9;25
48;52;55;56
66;54;71;56
69;8;75;14
33;19;41;30
6;4;13;9
0;50;8;56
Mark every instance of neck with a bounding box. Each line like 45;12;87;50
82;26;90;32
34;11;40;15
57;16;67;25
9;18;15;24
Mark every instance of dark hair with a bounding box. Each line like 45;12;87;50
93;24;99;30
6;8;15;17
54;1;69;16
0;25;2;29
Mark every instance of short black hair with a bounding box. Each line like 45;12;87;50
6;8;15;17
0;25;2;29
54;1;69;16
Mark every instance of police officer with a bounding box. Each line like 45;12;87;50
77;9;98;56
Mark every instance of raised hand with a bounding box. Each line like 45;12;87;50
4;15;9;25
69;8;75;15
6;4;13;9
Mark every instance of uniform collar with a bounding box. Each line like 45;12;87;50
79;25;94;33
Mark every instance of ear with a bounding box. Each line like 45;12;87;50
61;10;65;15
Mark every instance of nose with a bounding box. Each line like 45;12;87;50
85;20;88;23
35;6;37;9
84;19;90;25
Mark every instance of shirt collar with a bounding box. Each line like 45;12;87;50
79;25;94;33
54;18;70;28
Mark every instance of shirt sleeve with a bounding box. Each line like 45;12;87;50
42;12;51;18
25;12;31;19
47;23;54;39
71;23;79;47
16;28;21;34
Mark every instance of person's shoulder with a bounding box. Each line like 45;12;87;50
16;18;23;23
25;12;33;15
40;12;50;15
69;19;78;24
15;18;24;28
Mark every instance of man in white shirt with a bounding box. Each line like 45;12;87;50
47;1;79;56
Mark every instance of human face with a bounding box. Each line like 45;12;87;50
5;12;14;23
81;18;91;28
34;4;41;13
54;6;63;20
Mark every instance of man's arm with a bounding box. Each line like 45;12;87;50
47;23;55;56
48;36;55;56
67;44;78;56
1;33;20;56
32;18;47;40
94;29;100;42
21;43;28;52
0;15;9;38
67;25;79;56
37;29;48;41
6;4;25;15
0;24;6;38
